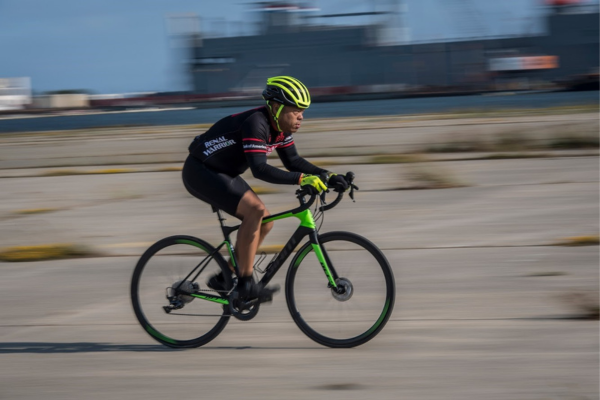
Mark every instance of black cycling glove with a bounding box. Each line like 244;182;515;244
327;173;349;192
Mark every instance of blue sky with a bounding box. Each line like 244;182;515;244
0;0;594;94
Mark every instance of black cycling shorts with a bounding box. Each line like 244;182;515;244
182;155;253;217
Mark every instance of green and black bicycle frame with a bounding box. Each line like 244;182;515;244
219;190;341;289
171;189;344;306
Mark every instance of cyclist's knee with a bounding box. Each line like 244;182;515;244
247;203;266;221
237;191;267;221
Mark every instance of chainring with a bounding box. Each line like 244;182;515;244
228;292;260;321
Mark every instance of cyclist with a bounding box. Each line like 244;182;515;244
182;76;348;302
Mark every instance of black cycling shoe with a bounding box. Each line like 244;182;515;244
206;271;233;293
237;276;280;303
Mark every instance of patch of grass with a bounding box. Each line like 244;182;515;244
426;142;488;153
41;168;134;177
403;165;469;189
252;186;280;195
89;168;135;174
41;169;82;177
433;104;599;119
311;160;345;167
424;121;599;154
471;153;551;160
524;271;567;277
0;244;95;262
549;135;599;150
111;192;144;201
187;124;213;130
367;154;426;164
558;292;599;320
14;208;60;215
495;132;538;152
155;166;183;172
556;235;600;246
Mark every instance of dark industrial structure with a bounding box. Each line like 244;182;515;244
189;1;599;95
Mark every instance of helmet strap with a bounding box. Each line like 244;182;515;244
266;101;284;132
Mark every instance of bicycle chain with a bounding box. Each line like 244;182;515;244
200;288;231;294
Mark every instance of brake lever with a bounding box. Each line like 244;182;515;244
348;184;358;202
320;189;329;205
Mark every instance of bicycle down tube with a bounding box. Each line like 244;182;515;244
184;203;340;306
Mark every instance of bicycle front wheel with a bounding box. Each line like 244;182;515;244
131;235;232;348
286;231;395;348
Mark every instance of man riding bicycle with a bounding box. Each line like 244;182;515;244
182;76;348;302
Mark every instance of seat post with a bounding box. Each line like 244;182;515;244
212;206;226;226
212;206;235;241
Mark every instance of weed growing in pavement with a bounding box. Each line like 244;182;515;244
558;291;600;320
402;164;469;189
555;235;600;246
0;244;95;262
14;208;60;215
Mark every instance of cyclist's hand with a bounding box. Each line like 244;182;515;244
300;174;327;193
327;173;349;192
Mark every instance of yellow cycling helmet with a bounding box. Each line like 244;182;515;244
262;76;311;109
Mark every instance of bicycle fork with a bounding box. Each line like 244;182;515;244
308;232;341;291
257;228;340;290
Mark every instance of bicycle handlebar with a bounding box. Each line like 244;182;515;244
295;171;359;213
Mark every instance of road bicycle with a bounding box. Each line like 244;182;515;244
130;173;395;348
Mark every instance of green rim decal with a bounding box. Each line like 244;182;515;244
293;246;312;268
311;244;336;287
145;325;176;344
191;293;229;305
365;298;390;336
175;239;206;250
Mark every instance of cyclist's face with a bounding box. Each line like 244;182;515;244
278;105;305;133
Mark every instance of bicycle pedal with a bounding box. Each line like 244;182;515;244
259;293;274;304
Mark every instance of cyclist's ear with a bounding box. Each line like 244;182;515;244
270;101;282;113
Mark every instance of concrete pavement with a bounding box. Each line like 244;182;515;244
0;113;598;399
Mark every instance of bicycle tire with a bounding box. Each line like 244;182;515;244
285;231;395;348
131;235;232;348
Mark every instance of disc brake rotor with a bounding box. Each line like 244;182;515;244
331;277;353;302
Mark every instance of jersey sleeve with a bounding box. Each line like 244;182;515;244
277;141;328;176
241;115;302;185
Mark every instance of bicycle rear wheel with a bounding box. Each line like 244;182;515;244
131;235;232;348
286;231;395;348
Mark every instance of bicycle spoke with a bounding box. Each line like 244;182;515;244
131;236;232;348
286;232;395;348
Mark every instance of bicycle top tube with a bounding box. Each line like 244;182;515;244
215;172;357;234
219;188;344;234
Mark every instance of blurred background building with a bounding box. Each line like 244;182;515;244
189;0;599;95
0;77;31;110
3;0;597;111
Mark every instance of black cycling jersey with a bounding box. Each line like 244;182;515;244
188;106;325;185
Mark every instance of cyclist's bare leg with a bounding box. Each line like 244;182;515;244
228;221;271;273
234;190;273;277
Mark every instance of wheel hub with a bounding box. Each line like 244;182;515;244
171;280;199;304
331;277;353;301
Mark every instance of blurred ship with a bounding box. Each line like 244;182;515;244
188;0;598;97
87;0;598;109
